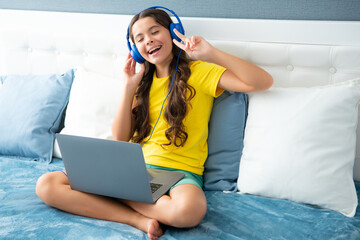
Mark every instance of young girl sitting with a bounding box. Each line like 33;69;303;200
36;7;273;240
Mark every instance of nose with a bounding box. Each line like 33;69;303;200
145;35;154;45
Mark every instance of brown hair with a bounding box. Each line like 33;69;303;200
129;9;195;147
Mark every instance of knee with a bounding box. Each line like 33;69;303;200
170;200;207;228
36;172;59;206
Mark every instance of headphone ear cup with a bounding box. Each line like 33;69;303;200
170;23;184;42
130;44;146;63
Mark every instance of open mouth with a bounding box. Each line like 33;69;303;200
148;46;161;55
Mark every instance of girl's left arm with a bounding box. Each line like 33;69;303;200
173;29;273;93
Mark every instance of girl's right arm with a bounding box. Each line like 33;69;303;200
112;54;145;141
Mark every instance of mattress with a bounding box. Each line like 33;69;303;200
1;156;359;240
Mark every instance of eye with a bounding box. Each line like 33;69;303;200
152;30;159;35
137;38;144;43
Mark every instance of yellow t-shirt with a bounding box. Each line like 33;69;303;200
142;60;226;175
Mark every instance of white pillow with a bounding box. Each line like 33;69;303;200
53;68;124;158
237;78;360;217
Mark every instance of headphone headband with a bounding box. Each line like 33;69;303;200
146;6;184;31
126;6;185;63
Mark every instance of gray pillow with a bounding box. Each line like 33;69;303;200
204;91;248;191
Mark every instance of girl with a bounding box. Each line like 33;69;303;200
36;8;273;240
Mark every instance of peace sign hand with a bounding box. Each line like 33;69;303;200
172;29;214;62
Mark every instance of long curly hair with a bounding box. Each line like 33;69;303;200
129;9;196;147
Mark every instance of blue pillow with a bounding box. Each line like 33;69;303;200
204;91;248;191
0;70;75;162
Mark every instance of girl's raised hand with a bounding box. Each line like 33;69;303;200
172;29;214;61
123;53;145;88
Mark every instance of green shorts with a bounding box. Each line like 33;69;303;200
146;164;203;191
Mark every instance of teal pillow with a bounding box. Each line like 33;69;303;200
0;70;75;162
204;91;248;191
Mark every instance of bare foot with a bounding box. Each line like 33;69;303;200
147;219;163;240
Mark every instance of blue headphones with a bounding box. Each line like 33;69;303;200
126;6;185;63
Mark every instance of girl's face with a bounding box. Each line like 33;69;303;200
132;17;174;67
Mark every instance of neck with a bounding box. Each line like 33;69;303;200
154;53;174;78
155;65;169;78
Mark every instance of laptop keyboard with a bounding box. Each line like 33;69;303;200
150;183;162;193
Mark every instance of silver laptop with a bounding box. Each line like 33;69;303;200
56;133;184;203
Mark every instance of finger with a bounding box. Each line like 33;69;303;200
139;63;146;75
173;38;186;50
173;28;186;42
130;58;136;73
124;54;134;68
176;38;192;53
126;52;133;60
124;56;133;72
190;36;197;48
185;40;193;53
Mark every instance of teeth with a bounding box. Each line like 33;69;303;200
149;47;160;54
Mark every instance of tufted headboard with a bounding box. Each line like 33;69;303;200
0;9;360;181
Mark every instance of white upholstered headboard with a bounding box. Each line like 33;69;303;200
1;9;360;181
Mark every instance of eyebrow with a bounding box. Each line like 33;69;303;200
134;25;161;40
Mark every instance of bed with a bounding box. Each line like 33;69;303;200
1;8;360;239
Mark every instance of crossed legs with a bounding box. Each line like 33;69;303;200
36;171;207;240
